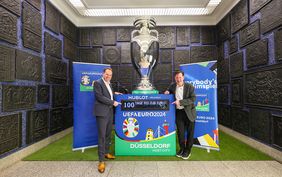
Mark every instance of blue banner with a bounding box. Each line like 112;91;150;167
180;61;219;150
73;62;110;151
115;94;176;155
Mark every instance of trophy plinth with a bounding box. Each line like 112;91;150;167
131;16;159;94
132;77;159;94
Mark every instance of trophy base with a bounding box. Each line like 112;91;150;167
132;89;159;94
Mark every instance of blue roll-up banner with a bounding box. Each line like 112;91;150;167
180;61;219;151
115;94;176;155
73;62;110;151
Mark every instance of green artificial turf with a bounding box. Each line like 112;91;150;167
23;130;273;161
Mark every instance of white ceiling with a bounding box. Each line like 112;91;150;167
49;0;240;27
82;0;210;8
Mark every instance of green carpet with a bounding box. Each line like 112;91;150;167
23;131;272;161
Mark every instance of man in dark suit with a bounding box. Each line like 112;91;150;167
164;70;196;160
93;68;120;173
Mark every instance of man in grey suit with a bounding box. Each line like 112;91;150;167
93;68;120;173
164;70;196;160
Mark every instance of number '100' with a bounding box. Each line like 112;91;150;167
124;102;135;108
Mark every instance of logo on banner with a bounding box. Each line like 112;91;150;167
81;75;90;85
186;79;216;112
80;74;93;91
196;94;210;112
123;117;139;138
79;71;102;92
121;118;170;140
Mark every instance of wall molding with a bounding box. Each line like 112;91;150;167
219;125;282;163
0;127;73;171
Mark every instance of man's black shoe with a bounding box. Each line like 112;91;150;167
181;152;191;160
176;149;183;158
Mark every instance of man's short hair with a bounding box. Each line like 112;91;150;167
103;68;112;73
174;70;184;76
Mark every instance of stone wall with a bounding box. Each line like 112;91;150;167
217;0;282;150
0;0;75;157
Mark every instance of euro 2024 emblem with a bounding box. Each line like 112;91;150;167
123;117;139;138
81;75;90;86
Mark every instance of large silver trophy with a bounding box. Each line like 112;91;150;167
131;17;159;94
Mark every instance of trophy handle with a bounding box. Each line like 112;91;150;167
151;41;159;70
146;41;159;77
131;42;142;77
131;30;140;40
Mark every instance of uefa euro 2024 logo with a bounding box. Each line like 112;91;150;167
81;75;90;86
123;117;139;138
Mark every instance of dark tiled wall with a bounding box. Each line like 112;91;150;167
0;0;75;157
77;26;217;93
217;0;282;150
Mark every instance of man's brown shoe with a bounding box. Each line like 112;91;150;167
105;153;115;160
98;162;105;173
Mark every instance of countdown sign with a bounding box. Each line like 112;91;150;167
121;100;169;111
115;94;176;156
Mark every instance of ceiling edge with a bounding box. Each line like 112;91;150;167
49;0;79;25
49;0;241;27
213;0;241;24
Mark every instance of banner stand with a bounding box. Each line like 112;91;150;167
193;145;220;153
73;145;97;153
180;61;219;152
73;62;110;152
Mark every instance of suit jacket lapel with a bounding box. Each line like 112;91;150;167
183;83;188;98
172;83;177;94
100;79;111;98
109;83;114;93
